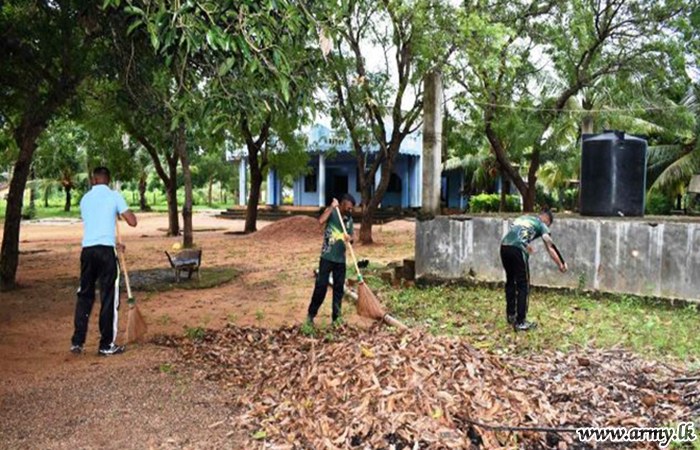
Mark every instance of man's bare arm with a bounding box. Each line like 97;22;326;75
121;210;138;227
319;198;339;225
542;234;567;272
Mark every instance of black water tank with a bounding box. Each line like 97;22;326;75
580;130;647;216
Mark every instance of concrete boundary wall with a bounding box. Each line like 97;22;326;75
415;215;700;302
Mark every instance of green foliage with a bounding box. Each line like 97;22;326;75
449;0;691;210
300;320;316;337
255;309;265;325
646;190;675;215
563;188;579;212
184;326;205;340
158;363;174;374
468;193;520;213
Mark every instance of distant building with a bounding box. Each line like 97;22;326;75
235;124;423;209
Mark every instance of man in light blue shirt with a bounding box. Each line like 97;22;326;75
71;167;137;356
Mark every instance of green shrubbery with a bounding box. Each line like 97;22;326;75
468;193;521;213
645;191;674;215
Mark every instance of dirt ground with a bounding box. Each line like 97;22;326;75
0;212;415;449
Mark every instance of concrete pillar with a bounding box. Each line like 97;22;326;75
459;169;466;210
238;157;247;206
422;70;443;215
318;153;326;207
409;156;420;207
293;176;301;206
402;160;410;208
266;169;276;206
276;172;283;205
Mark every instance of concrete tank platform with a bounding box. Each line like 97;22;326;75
416;214;700;302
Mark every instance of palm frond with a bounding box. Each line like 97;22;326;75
649;149;700;193
647;144;684;167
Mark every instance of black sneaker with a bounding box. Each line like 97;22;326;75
98;344;125;356
507;315;516;325
514;321;537;332
70;345;83;355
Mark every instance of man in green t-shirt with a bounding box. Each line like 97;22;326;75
306;194;355;325
500;209;567;331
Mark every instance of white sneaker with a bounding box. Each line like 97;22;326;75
98;344;125;356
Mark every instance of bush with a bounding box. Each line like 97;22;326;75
563;188;579;211
536;186;559;210
645;191;674;215
468;193;521;213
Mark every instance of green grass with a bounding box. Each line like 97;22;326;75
0;191;232;222
184;326;205;340
0;202;81;221
130;267;238;293
374;278;700;364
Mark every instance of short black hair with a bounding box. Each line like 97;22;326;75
540;208;553;224
92;167;111;179
341;194;356;206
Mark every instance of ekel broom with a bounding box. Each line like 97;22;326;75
335;207;407;330
116;216;148;343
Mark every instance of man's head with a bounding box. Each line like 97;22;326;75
340;194;356;214
92;167;111;185
539;208;553;227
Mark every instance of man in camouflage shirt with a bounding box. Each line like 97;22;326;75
500;209;567;331
306;194;355;325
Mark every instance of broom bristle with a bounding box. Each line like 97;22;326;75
126;303;148;343
356;282;385;320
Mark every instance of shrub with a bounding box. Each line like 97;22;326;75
563;188;579;211
468;193;521;213
645;191;674;215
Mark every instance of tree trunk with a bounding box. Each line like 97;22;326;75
175;124;193;248
64;185;72;212
582;114;594;135
138;174;149;211
166;157;179;236
522;187;536;212
125;126;179;235
359;205;374;244
240;115;271;234
43;185;50;208
0;122;43;290
359;159;393;244
499;174;510;212
245;170;263;233
358;179;374;244
28;166;36;216
208;175;214;207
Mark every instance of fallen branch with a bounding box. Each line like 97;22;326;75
674;376;700;383
460;417;578;434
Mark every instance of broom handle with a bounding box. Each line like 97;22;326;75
115;216;133;299
335;207;362;279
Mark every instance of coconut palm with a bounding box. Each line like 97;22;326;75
644;87;699;195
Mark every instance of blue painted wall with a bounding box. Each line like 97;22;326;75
291;153;418;208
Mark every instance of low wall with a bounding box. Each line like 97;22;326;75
415;215;700;302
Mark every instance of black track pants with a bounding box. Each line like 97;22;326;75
307;258;346;322
500;245;530;324
71;245;121;349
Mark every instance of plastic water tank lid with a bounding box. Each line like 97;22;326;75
585;130;646;142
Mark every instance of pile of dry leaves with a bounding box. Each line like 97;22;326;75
156;326;697;449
